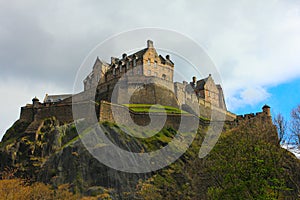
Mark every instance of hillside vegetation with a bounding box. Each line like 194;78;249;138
0;117;299;199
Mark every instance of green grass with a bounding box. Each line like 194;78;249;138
199;116;210;121
123;104;211;121
123;104;188;114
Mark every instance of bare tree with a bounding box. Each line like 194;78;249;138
273;113;287;145
291;105;300;147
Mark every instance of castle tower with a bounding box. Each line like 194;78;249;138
262;104;271;116
32;96;40;108
32;96;40;121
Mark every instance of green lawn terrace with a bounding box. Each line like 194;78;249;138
122;104;210;121
123;104;187;114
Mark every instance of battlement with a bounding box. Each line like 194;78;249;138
236;105;271;123
20;97;97;125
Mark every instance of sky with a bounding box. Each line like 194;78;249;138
1;0;300;140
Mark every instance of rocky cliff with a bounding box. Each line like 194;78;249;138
1;117;300;199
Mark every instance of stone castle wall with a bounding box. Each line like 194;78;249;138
20;88;236;128
236;112;272;123
20;103;74;123
20;101;98;125
98;100;237;128
99;101;207;130
20;106;34;122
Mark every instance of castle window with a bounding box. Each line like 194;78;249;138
154;61;157;68
154;72;158;77
147;70;151;75
147;59;151;66
113;68;116;75
126;62;129;70
119;65;122;72
162;74;166;80
137;69;140;75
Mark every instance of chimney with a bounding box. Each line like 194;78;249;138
147;40;154;48
111;57;118;64
192;76;197;83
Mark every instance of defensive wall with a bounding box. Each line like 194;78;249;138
20;101;97;125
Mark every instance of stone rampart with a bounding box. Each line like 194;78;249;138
99;101;216;131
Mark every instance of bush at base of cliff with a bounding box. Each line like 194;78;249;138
0;178;82;200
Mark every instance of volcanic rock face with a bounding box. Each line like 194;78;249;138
1;117;300;199
0;118;151;197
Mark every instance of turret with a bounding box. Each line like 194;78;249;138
262;104;271;117
32;96;40;108
31;96;40;121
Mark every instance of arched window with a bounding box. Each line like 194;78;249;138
162;74;166;80
147;59;151;66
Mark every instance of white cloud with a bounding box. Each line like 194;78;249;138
227;87;271;111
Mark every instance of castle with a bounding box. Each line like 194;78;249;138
81;40;226;110
18;40;272;133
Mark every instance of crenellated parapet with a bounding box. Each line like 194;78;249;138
236;105;272;124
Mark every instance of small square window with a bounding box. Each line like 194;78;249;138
154;72;158;77
147;70;151;75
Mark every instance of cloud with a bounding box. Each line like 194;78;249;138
227;86;271;111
